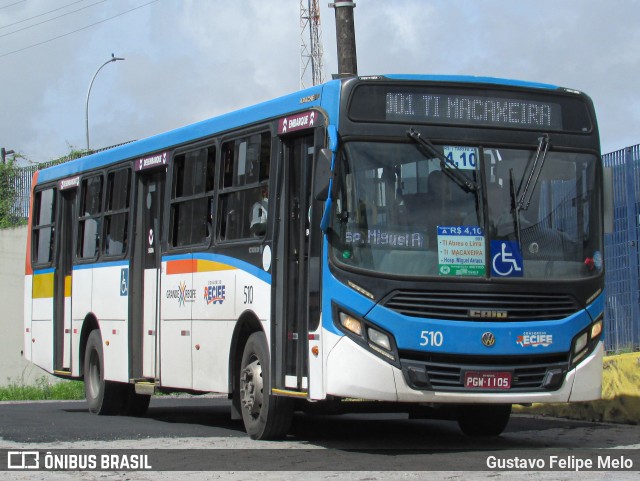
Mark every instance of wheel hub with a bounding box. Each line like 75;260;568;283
240;359;263;416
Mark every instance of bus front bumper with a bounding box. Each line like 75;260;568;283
325;331;603;404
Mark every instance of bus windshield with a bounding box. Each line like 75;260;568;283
330;141;602;280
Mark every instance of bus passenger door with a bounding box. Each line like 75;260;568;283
273;131;322;394
53;188;75;374
131;167;165;381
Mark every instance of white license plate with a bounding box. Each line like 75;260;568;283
464;371;512;390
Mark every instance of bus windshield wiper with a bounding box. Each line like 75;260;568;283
517;134;550;211
406;128;478;193
509;168;522;247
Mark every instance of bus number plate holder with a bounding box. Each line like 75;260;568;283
464;371;512;390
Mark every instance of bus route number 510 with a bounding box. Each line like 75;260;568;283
420;330;444;347
243;285;254;305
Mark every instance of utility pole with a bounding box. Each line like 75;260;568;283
85;54;125;152
329;1;357;77
1;148;15;164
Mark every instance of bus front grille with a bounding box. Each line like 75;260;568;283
381;290;580;321
399;351;569;392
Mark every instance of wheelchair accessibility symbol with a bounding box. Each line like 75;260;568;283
120;268;129;296
491;241;523;277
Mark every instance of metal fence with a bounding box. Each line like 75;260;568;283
10;164;37;219
9;159;62;219
603;145;640;352
8;144;131;219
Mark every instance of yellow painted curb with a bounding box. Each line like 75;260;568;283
514;352;640;424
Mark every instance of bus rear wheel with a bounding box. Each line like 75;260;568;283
84;329;125;415
457;404;512;436
239;332;293;440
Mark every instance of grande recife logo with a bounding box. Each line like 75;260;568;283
166;281;196;306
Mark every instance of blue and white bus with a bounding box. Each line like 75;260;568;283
25;74;605;439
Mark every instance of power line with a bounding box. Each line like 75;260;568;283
0;0;89;31
0;0;159;59
0;1;26;10
0;1;108;39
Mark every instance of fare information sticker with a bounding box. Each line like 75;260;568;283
437;226;485;277
443;146;478;171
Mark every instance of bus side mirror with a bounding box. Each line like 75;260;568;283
313;148;333;201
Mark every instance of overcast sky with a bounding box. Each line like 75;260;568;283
0;0;638;164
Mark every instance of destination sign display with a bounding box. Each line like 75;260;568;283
385;92;562;130
135;151;168;172
347;84;593;133
278;110;318;135
58;176;80;190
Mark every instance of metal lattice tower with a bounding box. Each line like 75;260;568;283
300;0;325;89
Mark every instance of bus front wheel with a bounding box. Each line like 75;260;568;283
239;331;293;440
457;404;512;436
84;329;125;415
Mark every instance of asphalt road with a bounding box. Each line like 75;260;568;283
1;397;639;480
0;395;632;447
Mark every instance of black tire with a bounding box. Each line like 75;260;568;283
457;404;512;437
239;331;293;440
84;330;126;415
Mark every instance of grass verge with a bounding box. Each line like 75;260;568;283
0;376;85;401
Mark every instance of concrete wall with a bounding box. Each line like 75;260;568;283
0;225;55;386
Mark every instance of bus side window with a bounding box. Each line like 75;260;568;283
77;175;103;260
169;146;216;248
103;168;131;257
217;132;270;241
32;188;56;265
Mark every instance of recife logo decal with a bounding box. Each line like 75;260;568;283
516;331;553;348
204;280;226;305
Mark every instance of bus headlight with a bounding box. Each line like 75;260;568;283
591;319;603;339
339;312;363;336
333;303;400;367
571;315;603;368
368;328;391;351
574;332;588;355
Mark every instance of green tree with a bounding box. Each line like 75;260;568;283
0;146;88;229
49;144;86;165
0;159;22;228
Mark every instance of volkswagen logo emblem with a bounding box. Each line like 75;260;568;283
481;332;496;347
